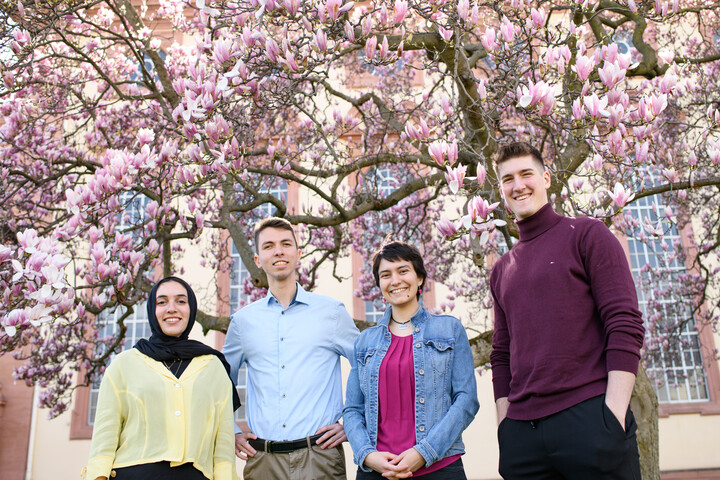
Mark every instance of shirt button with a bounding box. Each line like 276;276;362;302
282;424;286;428
280;337;284;341
415;343;421;348
418;369;425;375
175;411;181;416
281;365;285;369
418;426;425;432
419;398;425;404
281;311;285;315
414;328;420;333
175;383;181;388
282;394;286;398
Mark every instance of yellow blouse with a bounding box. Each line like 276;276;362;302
86;349;237;480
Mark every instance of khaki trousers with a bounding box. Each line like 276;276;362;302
243;444;346;480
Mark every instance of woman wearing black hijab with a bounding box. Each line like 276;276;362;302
86;277;240;480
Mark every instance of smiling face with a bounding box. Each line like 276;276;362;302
254;226;301;284
497;154;551;220
377;258;424;309
155;280;191;337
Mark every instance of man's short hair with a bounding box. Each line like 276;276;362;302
492;142;546;173
253;217;298;252
371;241;427;299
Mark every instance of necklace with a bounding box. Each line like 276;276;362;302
163;359;182;378
391;316;411;330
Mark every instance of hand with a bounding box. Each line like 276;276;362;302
604;399;627;432
234;431;258;460
364;451;411;478
496;396;510;425
314;422;347;449
389;447;425;477
605;370;635;432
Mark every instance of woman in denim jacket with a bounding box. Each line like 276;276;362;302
344;241;479;479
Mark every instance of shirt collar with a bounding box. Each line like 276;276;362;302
264;282;308;307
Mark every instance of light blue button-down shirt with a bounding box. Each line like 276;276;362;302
223;283;359;441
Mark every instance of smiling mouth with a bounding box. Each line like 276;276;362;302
273;260;288;266
513;193;531;201
390;287;408;294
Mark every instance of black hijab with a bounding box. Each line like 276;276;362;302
134;276;241;411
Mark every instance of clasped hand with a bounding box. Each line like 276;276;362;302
364;447;425;479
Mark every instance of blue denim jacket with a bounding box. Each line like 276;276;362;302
343;306;479;471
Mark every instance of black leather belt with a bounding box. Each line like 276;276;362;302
248;433;324;454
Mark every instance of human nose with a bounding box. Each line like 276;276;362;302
511;176;526;191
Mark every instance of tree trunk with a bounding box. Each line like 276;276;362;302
632;365;660;480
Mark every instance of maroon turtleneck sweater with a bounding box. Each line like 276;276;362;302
490;203;645;421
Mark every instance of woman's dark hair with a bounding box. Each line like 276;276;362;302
371;241;427;298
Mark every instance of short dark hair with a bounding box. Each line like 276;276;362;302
492;142;545;173
371;241;427;299
253;217;298;252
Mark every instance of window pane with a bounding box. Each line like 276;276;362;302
625;188;709;403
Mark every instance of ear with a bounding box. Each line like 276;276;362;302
542;169;551;189
254;254;261;269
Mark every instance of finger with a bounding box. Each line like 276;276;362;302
314;424;333;435
238;439;257;456
315;432;334;448
321;435;343;449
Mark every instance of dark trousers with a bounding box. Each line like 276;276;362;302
356;458;466;479
498;395;641;480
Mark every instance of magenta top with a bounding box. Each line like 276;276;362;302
376;333;461;476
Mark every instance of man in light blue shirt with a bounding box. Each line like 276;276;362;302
223;217;359;479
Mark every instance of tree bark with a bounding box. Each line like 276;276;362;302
632;365;660;480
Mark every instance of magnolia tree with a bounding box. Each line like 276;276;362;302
2;0;720;475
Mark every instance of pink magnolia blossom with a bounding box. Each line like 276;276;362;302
405;123;420;142
530;8;545;28
662;167;680;183
572;97;584;120
648;93;668;117
608;182;634;208
364;36;377;60
583;93;609;117
468;196;500;222
428;140;446;165
598;61;626;88
326;0;353;22
378;36;390;60
481;28;497;52
394;0;408;24
379;4;388;26
457;0;469;21
436;218;458;238
500;17;515;42
344;21;355;42
573;55;595;81
476;165;487;185
444;164;467;194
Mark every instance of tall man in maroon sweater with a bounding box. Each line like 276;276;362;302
490;142;645;479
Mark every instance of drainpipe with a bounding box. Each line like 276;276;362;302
25;386;38;480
